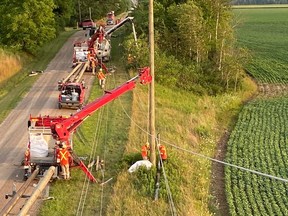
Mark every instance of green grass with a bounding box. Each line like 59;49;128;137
233;8;288;83
0;29;77;123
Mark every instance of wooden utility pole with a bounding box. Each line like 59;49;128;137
149;0;156;166
78;0;82;22
89;7;92;20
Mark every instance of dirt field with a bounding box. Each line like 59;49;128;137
0;30;95;214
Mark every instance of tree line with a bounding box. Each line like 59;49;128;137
0;0;250;95
124;0;248;95
231;0;288;4
0;0;130;54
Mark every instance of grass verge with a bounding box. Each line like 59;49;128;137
0;29;77;123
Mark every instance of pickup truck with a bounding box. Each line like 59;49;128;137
58;82;85;109
80;19;96;30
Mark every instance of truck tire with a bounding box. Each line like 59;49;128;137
58;103;62;109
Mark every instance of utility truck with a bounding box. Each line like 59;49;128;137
23;68;151;182
58;62;88;109
80;19;96;30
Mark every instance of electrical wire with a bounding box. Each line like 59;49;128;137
99;80;114;215
76;108;104;215
155;138;177;216
81;108;104;215
77;41;109;215
117;87;288;184
99;107;108;215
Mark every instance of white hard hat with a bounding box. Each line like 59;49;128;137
62;142;67;149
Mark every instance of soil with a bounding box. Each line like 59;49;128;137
209;130;230;216
0;30;95;215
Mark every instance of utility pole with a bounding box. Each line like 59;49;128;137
149;0;156;166
78;0;82;22
89;7;92;20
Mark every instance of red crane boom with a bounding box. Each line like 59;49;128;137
51;67;151;141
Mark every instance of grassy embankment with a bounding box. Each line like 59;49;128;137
0;49;21;84
0;29;77;123
225;8;288;216
39;27;257;215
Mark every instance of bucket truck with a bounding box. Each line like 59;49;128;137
23;67;151;182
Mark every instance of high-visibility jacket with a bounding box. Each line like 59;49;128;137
91;59;96;67
87;53;92;60
159;145;167;160
141;145;150;159
58;148;70;166
97;71;106;80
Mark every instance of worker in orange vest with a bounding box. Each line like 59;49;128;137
97;68;106;88
141;142;150;160
91;58;96;75
87;51;93;61
159;144;167;161
158;144;167;167
57;143;71;180
127;54;133;64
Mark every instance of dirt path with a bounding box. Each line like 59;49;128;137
0;30;95;214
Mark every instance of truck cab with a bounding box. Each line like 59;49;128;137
106;11;115;25
80;19;96;30
58;83;85;109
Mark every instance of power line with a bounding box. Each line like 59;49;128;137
117;92;288;184
155;139;177;216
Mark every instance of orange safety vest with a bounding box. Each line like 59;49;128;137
97;71;106;80
141;145;150;158
59;149;70;166
159;145;167;160
91;59;96;67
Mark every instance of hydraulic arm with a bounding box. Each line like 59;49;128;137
51;67;151;141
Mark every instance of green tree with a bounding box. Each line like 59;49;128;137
0;0;56;54
54;0;75;29
128;0;246;94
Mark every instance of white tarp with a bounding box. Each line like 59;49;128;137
30;134;48;157
128;160;153;173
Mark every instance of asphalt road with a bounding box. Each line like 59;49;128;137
0;30;94;214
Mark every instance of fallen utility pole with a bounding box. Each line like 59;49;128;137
18;166;56;216
0;168;39;216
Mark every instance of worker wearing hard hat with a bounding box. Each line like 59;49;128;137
57;143;71;180
141;142;150;160
158;144;167;161
157;144;167;168
97;68;106;88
